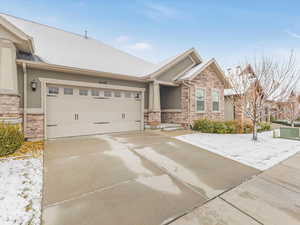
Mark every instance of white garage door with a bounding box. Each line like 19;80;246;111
46;85;142;139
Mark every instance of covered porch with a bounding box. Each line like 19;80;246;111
146;81;184;129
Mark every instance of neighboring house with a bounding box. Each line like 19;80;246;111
224;65;300;123
224;65;256;122
0;13;230;140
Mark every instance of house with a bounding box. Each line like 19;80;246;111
224;65;300;123
0;13;230;140
224;65;256;122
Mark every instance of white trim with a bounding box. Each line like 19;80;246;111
16;60;148;83
39;78;145;92
212;88;221;112
39;78;145;140
148;48;202;79
172;56;196;81
195;87;206;113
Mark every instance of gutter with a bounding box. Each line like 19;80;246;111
16;60;149;83
22;62;27;133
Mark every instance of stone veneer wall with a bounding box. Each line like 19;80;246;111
161;65;225;126
0;94;21;118
0;94;44;139
147;111;161;125
25;114;44;140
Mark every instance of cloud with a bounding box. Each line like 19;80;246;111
115;35;130;43
143;2;179;21
127;42;152;50
285;30;300;39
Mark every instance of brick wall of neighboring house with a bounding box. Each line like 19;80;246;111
161;65;225;126
25;114;44;140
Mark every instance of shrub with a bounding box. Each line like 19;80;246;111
243;122;253;134
258;122;271;132
193;119;241;134
224;120;239;133
212;121;227;134
0;123;24;157
193;119;214;133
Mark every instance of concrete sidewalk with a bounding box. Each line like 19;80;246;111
170;152;300;225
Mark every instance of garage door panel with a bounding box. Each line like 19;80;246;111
46;85;142;139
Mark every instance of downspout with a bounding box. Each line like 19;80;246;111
182;80;192;128
22;62;27;135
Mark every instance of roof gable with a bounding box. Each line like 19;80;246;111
0;15;34;52
178;58;231;88
146;48;202;79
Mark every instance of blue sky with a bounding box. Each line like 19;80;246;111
1;0;300;68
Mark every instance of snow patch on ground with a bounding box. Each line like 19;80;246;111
0;157;43;225
136;175;181;195
98;135;154;176
176;131;300;170
133;147;216;196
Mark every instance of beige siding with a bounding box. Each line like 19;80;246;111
224;97;234;121
156;57;193;82
17;66;149;109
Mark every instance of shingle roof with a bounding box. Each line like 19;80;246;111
0;13;156;77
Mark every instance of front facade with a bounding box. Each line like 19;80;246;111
0;13;229;140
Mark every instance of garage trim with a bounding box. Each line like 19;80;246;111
39;78;145;139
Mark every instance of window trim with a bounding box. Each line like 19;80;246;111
48;86;59;96
195;87;206;112
104;90;112;98
212;89;220;112
79;89;89;96
63;87;73;95
91;89;100;97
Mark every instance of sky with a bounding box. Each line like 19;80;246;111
1;0;300;69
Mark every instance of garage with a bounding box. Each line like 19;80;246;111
45;83;143;139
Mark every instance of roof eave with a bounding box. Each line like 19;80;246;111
16;60;148;83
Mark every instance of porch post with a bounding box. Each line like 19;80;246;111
147;81;161;125
0;40;22;127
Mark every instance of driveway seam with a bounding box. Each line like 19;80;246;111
219;197;264;225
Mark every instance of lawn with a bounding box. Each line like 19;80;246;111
0;143;43;225
176;131;300;170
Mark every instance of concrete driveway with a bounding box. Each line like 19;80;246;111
42;131;259;225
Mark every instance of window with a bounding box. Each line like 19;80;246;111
124;92;131;98
48;87;59;95
104;90;112;97
212;90;220;112
64;88;73;95
91;89;100;96
196;88;205;112
114;91;121;98
79;89;88;96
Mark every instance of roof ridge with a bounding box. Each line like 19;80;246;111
0;12;154;65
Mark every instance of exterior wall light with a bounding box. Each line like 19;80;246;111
31;79;37;91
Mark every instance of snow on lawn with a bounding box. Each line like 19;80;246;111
176;131;300;170
0;157;43;225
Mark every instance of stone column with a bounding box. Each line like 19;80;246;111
0;40;21;125
148;81;161;125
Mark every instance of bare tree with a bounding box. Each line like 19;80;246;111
282;92;299;127
227;52;300;140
